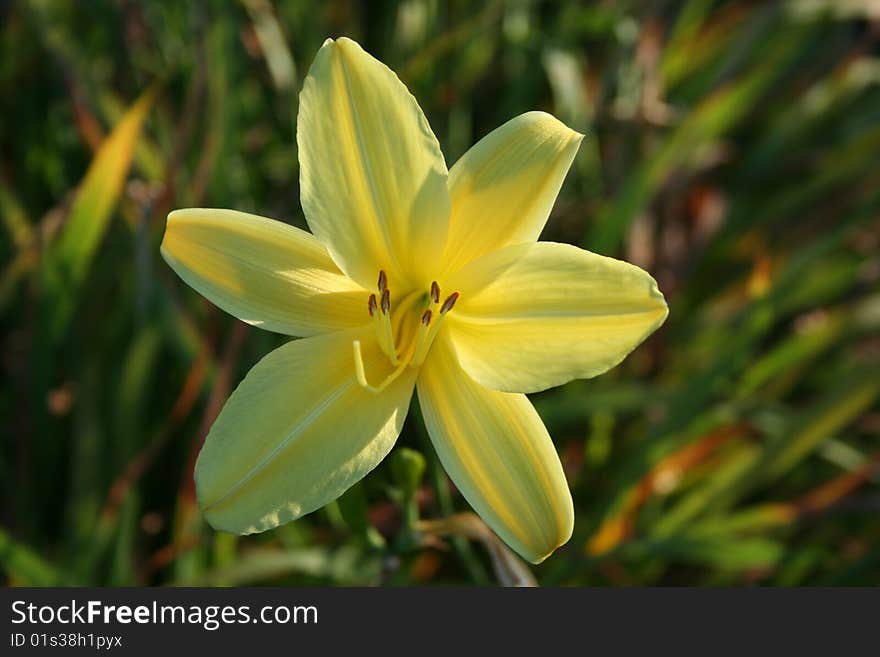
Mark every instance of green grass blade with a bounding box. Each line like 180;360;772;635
41;87;155;340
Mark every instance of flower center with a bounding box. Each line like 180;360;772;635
352;270;459;393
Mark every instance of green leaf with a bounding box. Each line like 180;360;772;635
622;534;785;571
0;528;61;586
41;87;156;340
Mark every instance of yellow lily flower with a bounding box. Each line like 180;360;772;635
161;37;668;564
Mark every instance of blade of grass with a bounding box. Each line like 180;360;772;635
41;87;156;340
0;528;61;586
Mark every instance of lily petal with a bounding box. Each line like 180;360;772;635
196;329;416;534
417;334;573;563
442;112;582;274
446;241;668;393
161;208;366;337
297;37;450;289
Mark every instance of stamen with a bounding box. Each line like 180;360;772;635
369;292;390;358
411;291;460;366
353;340;408;394
364;276;460;376
440;292;459;314
410;318;434;366
377;288;398;364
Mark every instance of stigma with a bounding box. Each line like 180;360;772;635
354;270;459;393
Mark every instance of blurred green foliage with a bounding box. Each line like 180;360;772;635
2;0;879;586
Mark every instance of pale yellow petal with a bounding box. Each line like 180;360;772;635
417;334;573;563
441;111;582;274
196;329;416;534
297;37;450;289
446;241;668;393
161;208;366;337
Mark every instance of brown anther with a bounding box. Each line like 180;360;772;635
430;281;440;304
380;288;391;314
377;270;388;293
421;309;433;326
440;292;459;314
368;294;378;317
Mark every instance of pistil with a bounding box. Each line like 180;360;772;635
352;339;410;393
